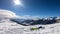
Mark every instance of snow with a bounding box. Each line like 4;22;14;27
0;9;60;34
0;18;60;34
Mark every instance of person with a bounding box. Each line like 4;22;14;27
38;26;45;29
30;26;45;31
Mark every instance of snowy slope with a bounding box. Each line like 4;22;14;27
0;18;60;34
0;9;60;34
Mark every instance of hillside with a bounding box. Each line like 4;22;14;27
0;18;60;34
0;10;60;34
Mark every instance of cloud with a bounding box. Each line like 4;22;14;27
17;15;40;20
0;9;40;20
0;9;16;18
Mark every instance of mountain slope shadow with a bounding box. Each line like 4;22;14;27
10;18;59;26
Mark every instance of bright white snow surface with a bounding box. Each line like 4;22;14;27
0;18;60;34
0;9;60;34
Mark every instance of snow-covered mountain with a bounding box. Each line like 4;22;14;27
0;17;60;34
0;9;60;34
10;16;60;26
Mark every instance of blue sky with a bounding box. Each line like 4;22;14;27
0;0;60;18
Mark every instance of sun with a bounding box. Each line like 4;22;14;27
14;0;23;6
